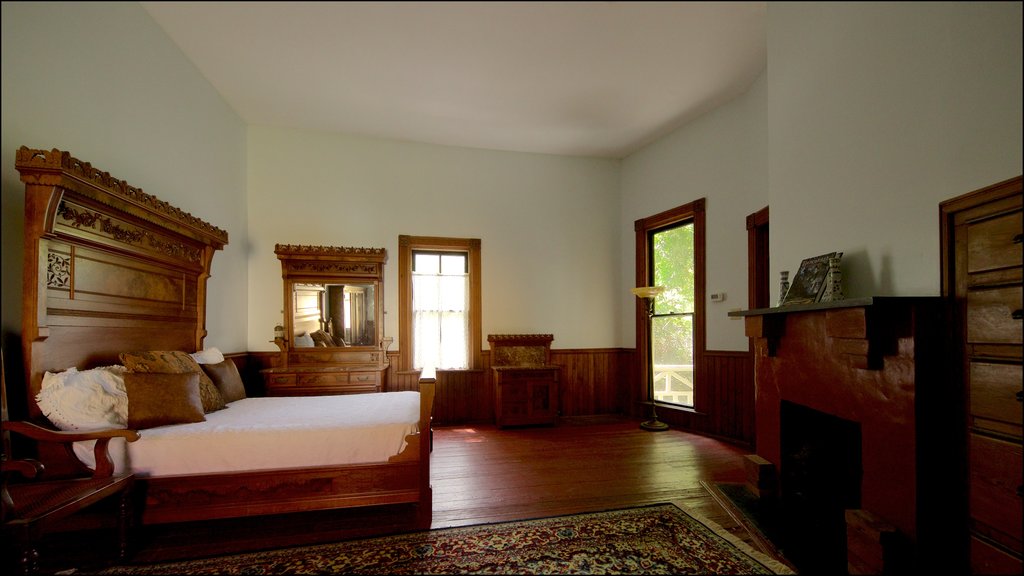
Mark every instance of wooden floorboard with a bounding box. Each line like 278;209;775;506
34;415;786;572
430;416;751;535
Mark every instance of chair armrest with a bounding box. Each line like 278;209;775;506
3;421;140;479
4;421;140;443
1;457;44;480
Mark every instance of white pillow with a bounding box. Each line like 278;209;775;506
190;347;225;364
36;365;129;431
36;366;132;472
294;332;315;348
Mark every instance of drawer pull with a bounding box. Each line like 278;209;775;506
1013;309;1023;320
1017;390;1023;403
1014;233;1023;244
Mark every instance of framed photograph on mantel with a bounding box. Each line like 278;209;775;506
781;252;842;306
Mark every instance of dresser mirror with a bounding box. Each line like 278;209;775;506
269;244;389;392
291;281;377;347
275;244;388;356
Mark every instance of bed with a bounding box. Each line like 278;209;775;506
13;146;433;528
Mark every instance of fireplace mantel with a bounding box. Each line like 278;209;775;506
732;296;957;573
729;296;933;369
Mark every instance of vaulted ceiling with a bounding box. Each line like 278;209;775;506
142;2;766;158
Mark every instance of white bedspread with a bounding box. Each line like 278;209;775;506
76;392;421;477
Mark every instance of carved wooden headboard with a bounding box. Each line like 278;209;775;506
15;147;228;420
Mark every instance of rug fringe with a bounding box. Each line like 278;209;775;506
669;502;796;575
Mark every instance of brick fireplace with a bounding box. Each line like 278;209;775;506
734;297;962;574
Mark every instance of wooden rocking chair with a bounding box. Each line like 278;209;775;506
1;353;141;575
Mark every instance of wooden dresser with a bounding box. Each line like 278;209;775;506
942;176;1022;575
262;352;386;396
263;243;390;397
489;334;559;428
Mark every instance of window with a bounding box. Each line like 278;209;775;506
413;252;468;373
651;222;695;406
399;236;482;378
634;199;705;410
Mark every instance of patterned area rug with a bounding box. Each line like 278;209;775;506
95;503;794;575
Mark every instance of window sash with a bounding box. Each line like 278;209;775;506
412;253;469;372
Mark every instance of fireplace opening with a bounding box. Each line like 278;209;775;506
780;400;863;574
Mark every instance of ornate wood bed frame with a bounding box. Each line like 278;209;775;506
14;146;433;528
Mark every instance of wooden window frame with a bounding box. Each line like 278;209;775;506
634;198;706;413
398;235;482;374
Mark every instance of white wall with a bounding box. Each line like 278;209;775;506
767;2;1022;299
1;2;249;356
4;2;1019;365
619;74;768;351
617;2;1022;351
246;126;621;352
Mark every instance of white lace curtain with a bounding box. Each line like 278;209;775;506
413;270;469;372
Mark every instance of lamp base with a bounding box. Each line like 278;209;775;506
640;418;669;432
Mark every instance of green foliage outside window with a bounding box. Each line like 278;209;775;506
651;223;694;372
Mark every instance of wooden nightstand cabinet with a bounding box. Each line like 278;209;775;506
488;334;560;428
494;366;559;427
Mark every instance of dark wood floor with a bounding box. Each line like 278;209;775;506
432;415;751;531
33;415;787;573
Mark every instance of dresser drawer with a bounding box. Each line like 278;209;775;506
970;361;1023;438
266;374;296;387
969;433;1023;552
968;285;1023;345
970;535;1023;575
262;365;385;396
967;209;1023;274
349;371;380;388
296;372;349;387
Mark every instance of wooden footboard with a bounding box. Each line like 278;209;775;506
140;382;434;527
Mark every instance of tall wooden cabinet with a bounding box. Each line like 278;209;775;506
942;176;1023;575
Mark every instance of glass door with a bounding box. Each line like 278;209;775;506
650;222;695;407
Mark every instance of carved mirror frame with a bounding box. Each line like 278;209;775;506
275;244;387;363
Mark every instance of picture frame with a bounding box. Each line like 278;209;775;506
781;251;842;306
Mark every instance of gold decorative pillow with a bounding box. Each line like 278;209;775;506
125;372;206;429
201;360;247;403
120;350;226;413
310;329;334;347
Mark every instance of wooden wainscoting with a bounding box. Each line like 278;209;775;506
702;350;755;444
225;352;266;398
429;349;634;426
549;348;634;417
388;369;423;392
654;350;755;447
433;369;490;425
245;347;752;446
